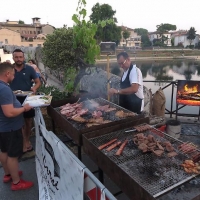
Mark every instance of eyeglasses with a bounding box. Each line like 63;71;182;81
118;59;127;66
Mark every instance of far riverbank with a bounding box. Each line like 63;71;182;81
97;55;200;63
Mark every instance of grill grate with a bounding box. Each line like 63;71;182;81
89;125;197;197
54;98;137;130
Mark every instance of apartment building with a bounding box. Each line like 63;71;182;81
149;31;171;46
0;17;55;47
119;26;141;48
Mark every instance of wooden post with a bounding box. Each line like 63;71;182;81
107;54;110;101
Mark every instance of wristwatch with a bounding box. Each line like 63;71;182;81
117;90;120;94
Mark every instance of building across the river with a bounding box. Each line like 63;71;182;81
0;17;55;47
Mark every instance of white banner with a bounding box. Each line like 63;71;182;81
35;110;84;200
35;108;116;200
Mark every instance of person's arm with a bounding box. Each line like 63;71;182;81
109;84;139;95
109;66;140;96
1;104;26;117
30;67;41;93
31;77;41;93
118;84;139;94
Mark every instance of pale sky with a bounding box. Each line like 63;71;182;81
1;0;200;33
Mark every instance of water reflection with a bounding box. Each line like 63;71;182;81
98;60;200;82
96;59;200;115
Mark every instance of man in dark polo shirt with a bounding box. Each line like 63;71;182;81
0;62;33;190
10;49;41;153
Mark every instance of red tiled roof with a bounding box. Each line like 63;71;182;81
149;31;170;34
0;23;37;27
119;26;134;31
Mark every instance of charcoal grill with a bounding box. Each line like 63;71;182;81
47;97;149;159
83;124;199;200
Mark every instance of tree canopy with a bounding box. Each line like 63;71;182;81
42;27;75;70
156;23;176;33
90;3;121;44
156;23;176;46
90;3;117;23
18;20;25;24
122;30;130;46
134;28;151;47
187;27;196;46
42;0;113;94
134;28;148;36
141;34;152;47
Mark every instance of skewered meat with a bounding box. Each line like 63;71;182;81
150;129;164;137
134;124;152;132
167;151;178;158
98;139;117;150
178;142;197;154
116;140;128;156
106;141;121;151
192;153;200;163
178;142;190;150
152;149;164;156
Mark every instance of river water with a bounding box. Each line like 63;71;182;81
96;59;200;115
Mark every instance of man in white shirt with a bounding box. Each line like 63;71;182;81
108;52;144;114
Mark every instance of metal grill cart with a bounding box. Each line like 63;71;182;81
47;97;149;160
83;124;200;200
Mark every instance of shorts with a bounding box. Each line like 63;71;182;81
36;72;40;78
0;129;23;157
17;96;35;118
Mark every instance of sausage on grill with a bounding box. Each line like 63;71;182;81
116;140;128;156
98;139;117;150
106;141;121;151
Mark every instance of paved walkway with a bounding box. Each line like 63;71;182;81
0;137;38;200
0;135;129;200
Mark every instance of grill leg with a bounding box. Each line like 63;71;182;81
78;145;82;161
98;167;104;183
